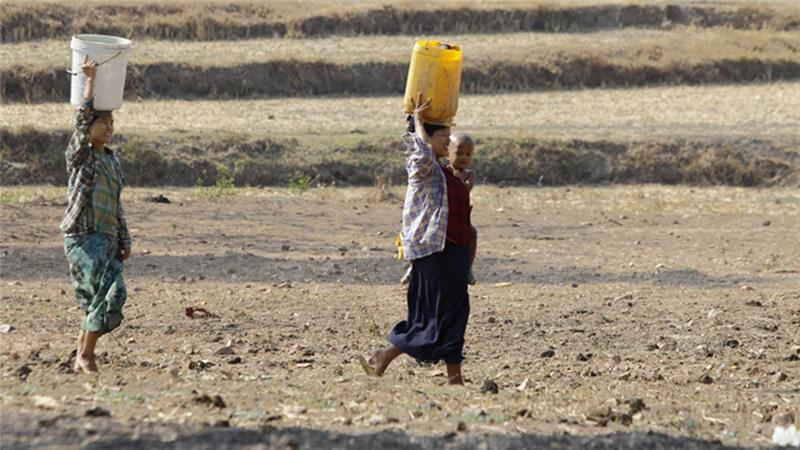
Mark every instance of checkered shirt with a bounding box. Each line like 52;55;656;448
400;132;448;260
60;99;131;250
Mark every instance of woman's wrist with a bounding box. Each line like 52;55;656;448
83;78;95;100
414;117;426;140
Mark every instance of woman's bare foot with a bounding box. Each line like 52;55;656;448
358;346;402;377
75;331;101;374
371;349;392;376
73;329;86;372
75;355;98;374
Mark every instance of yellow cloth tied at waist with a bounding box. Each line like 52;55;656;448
395;233;404;260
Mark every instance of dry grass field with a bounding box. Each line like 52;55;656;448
4;0;799;102
4;83;799;143
4;0;800;44
12;0;800;11
3;29;799;71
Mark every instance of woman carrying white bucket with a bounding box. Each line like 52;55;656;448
62;56;132;374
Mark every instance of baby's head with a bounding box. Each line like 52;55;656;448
448;132;475;170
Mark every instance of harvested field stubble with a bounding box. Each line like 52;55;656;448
5;58;800;102
4;84;798;143
4;26;798;102
4;29;800;71
2;3;800;42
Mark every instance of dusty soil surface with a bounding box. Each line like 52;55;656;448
0;185;798;449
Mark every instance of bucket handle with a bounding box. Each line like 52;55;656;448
66;52;123;76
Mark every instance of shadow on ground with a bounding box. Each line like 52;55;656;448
1;412;744;450
0;246;768;288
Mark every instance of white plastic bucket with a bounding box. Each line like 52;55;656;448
70;34;133;110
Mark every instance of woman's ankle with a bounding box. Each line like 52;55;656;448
446;363;463;385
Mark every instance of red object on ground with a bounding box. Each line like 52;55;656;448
185;307;211;319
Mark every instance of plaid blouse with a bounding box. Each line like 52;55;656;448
60;99;131;250
400;132;448;260
92;151;121;236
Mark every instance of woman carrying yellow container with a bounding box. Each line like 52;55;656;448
360;42;471;385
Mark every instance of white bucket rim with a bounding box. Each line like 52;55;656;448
71;34;133;52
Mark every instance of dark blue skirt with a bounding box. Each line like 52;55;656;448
389;242;470;364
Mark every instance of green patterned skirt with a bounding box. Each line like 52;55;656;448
64;232;127;333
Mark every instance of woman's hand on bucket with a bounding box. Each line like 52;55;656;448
410;91;431;117
82;55;98;79
82;55;98;102
410;92;431;140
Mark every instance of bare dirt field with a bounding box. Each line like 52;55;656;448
3;0;800;447
1;185;798;448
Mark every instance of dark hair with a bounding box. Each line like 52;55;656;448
90;110;113;126
405;115;448;137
